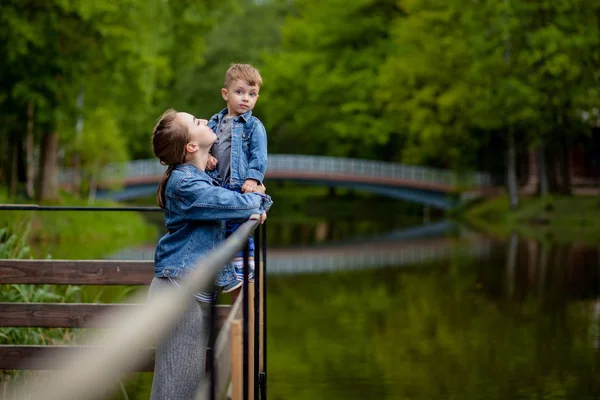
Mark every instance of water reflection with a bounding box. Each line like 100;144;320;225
267;234;600;400
108;221;492;275
479;235;600;302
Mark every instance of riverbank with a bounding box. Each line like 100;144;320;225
463;195;600;245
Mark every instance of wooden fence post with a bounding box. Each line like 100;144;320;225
248;282;255;398
230;320;242;400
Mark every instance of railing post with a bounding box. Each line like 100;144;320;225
248;281;255;399
242;242;250;400
261;222;267;399
254;225;261;400
231;320;243;400
208;296;217;400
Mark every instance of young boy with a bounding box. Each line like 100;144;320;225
207;63;268;294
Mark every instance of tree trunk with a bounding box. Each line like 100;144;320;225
559;136;572;195
73;88;84;196
88;175;97;205
538;144;549;199
73;154;81;196
37;132;59;202
507;132;519;209
9;140;18;199
25;101;35;199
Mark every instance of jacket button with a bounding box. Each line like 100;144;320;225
242;134;246;138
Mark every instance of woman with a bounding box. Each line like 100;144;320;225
148;109;272;400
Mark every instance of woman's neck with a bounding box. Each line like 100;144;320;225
187;151;209;171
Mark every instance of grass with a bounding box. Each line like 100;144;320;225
0;226;83;384
463;195;600;245
0;192;158;259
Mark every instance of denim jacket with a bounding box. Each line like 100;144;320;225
208;108;268;190
154;163;273;278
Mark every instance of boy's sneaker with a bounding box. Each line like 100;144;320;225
222;279;243;294
235;266;255;282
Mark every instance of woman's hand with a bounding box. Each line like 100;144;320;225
259;212;267;224
249;212;268;224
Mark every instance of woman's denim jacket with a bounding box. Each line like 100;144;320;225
154;163;273;279
208;108;268;189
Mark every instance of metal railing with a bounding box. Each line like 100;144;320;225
58;154;493;189
268;155;492;187
1;206;266;400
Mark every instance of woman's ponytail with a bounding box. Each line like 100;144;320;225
157;164;175;209
151;109;189;208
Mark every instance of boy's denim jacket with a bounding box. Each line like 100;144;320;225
154;163;273;278
208;108;268;190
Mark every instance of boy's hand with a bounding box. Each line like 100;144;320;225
206;155;218;171
254;184;266;194
242;179;259;193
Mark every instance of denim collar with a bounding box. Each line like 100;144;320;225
175;163;219;186
214;108;252;123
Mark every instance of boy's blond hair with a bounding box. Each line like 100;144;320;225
224;63;263;88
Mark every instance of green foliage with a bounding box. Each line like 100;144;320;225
0;0;235;197
260;0;403;159
380;0;499;167
380;0;600;168
0;192;158;259
0;225;82;382
172;0;286;118
2;0;599;200
75;107;129;172
464;195;600;244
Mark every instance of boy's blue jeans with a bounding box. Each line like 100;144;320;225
215;184;255;288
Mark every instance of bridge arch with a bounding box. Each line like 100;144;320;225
60;155;492;209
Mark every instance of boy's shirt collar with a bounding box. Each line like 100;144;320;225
215;108;253;123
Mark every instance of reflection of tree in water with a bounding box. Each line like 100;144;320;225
267;248;600;400
479;237;600;302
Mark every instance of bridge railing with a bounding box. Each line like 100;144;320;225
267;155;492;188
58;155;493;189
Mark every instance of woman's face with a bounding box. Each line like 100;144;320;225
177;112;217;149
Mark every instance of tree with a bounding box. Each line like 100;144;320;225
259;0;403;159
514;0;600;196
0;0;227;200
380;0;600;206
172;0;286;119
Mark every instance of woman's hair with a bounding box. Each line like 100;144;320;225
224;63;263;88
152;109;189;208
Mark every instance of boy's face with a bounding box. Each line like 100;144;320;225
221;79;260;117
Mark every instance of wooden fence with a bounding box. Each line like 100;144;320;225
0;216;266;400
